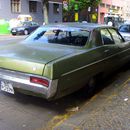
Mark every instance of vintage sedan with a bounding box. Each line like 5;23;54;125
0;23;130;100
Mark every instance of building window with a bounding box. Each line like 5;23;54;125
11;0;21;13
29;1;37;13
53;3;59;14
100;3;105;7
117;6;120;10
106;4;110;9
112;5;115;9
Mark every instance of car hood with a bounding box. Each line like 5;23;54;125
0;42;82;75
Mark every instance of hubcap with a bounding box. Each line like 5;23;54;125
24;30;28;35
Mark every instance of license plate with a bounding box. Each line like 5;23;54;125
0;81;14;94
12;30;16;32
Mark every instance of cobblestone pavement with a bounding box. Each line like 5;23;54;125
45;69;130;130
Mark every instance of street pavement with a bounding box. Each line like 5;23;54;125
0;35;129;130
0;35;26;45
0;35;26;41
51;69;130;130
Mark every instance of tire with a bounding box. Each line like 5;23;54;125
81;77;96;98
84;73;103;97
24;30;29;35
86;77;96;95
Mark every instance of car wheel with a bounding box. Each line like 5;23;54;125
81;77;97;98
83;73;103;97
24;30;29;35
87;77;96;94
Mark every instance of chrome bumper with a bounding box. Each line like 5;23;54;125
0;69;58;99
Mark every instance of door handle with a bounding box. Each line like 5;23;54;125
104;50;109;53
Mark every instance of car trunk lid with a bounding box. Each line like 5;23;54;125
0;42;80;76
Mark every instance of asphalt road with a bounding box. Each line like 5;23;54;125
0;35;26;45
0;35;129;130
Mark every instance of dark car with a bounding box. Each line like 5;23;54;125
0;23;130;100
11;21;40;35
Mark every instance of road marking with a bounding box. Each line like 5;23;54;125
43;113;73;130
42;94;98;130
122;77;130;88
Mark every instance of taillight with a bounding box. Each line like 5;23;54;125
30;76;49;87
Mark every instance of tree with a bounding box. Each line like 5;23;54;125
66;0;101;10
41;0;49;24
77;0;101;22
63;0;101;22
78;0;101;10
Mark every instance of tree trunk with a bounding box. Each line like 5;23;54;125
42;0;49;24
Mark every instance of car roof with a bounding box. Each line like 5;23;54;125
120;23;130;26
41;22;112;31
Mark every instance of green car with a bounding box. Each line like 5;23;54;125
0;23;130;100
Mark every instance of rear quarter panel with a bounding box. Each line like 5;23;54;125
45;47;114;98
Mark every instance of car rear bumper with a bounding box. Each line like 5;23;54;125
11;30;24;35
0;69;58;99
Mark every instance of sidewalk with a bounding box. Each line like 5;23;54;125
44;71;130;130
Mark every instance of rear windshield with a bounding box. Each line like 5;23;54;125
24;26;90;46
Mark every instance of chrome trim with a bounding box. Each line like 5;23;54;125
62;48;130;76
48;1;63;4
0;69;58;99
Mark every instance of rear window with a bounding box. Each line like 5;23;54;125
24;26;90;46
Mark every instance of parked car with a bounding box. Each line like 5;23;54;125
11;21;40;35
0;23;130;100
119;24;130;41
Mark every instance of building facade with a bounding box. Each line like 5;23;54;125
0;0;63;24
122;0;130;21
98;0;124;24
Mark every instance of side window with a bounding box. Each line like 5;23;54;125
119;25;129;32
32;22;39;26
108;29;123;43
91;30;102;46
100;29;114;45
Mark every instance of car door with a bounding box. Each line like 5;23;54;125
26;22;37;33
31;22;39;32
93;28;122;73
80;28;120;77
108;28;130;64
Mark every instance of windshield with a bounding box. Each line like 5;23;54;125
24;26;90;46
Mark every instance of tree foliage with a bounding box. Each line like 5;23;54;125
69;0;101;10
63;0;101;22
79;0;101;8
